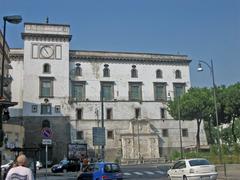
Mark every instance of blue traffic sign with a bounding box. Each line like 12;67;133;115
41;127;53;139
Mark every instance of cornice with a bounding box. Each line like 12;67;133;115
69;50;191;64
21;33;72;42
9;49;24;61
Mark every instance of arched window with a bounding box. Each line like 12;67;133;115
103;64;110;77
156;69;162;78
43;63;50;73
175;70;182;79
75;63;82;76
131;65;138;78
42;119;50;128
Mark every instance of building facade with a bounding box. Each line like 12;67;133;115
9;22;208;163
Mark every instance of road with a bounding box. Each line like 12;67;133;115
36;164;169;180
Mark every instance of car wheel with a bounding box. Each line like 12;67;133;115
183;175;188;180
167;175;171;180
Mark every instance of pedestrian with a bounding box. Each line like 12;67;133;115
5;154;34;180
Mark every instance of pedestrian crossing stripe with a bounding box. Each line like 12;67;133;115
144;171;155;175
133;172;143;175
123;171;166;176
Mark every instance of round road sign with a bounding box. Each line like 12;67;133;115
41;127;53;139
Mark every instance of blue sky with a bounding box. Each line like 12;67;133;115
1;0;239;87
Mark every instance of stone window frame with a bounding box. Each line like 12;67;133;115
103;64;110;77
76;108;83;120
76;131;84;140
107;130;114;139
41;103;52;115
135;108;141;119
75;63;82;76
182;128;189;137
131;65;138;78
71;81;86;101
175;69;182;79
156;69;163;78
160;108;166;119
101;81;115;101
43;63;51;74
128;82;142;101
39;77;54;98
106;108;113;120
162;129;169;137
153;82;167;101
173;83;186;97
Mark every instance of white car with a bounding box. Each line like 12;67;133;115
1;160;14;171
167;158;218;180
36;161;43;170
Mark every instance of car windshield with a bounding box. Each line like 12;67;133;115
189;159;210;166
59;160;68;165
104;164;121;173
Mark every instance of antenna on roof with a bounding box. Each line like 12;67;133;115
46;17;49;24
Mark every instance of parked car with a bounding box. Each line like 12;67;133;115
51;159;80;173
167;158;218;180
77;162;123;180
1;160;14;171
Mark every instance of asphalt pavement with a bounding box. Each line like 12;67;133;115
35;164;240;180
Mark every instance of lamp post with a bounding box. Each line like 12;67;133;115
197;59;222;163
0;15;22;178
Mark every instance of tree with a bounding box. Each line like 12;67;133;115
168;87;213;149
221;83;240;142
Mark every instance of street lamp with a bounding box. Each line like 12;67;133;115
197;59;222;163
0;15;22;178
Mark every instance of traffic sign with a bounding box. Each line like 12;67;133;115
41;127;53;139
42;139;52;145
92;127;105;146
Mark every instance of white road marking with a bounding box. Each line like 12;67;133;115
133;172;144;175
124;172;131;176
144;171;155;175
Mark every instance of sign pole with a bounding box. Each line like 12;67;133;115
45;144;48;180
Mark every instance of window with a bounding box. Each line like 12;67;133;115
101;82;114;101
32;105;38;113
76;131;84;140
131;65;138;78
162;129;168;137
182;128;188;137
129;82;142;101
175;70;182;79
72;81;85;101
154;82;167;101
135;108;141;119
41;104;52;114
173;83;185;97
42;119;50;128
160;108;166;119
39;77;54;97
103;64;110;77
107;130;114;139
156;69;162;78
55;105;61;113
75;63;82;76
76;108;83;120
106;108;113;120
43;63;51;73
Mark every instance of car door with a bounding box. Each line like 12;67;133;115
169;161;181;180
176;161;187;179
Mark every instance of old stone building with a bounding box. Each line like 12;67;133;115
9;22;208;163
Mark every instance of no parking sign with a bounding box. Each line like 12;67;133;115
41;127;53;139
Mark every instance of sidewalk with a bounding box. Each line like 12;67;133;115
216;164;240;180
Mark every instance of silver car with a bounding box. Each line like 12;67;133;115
167;158;218;180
